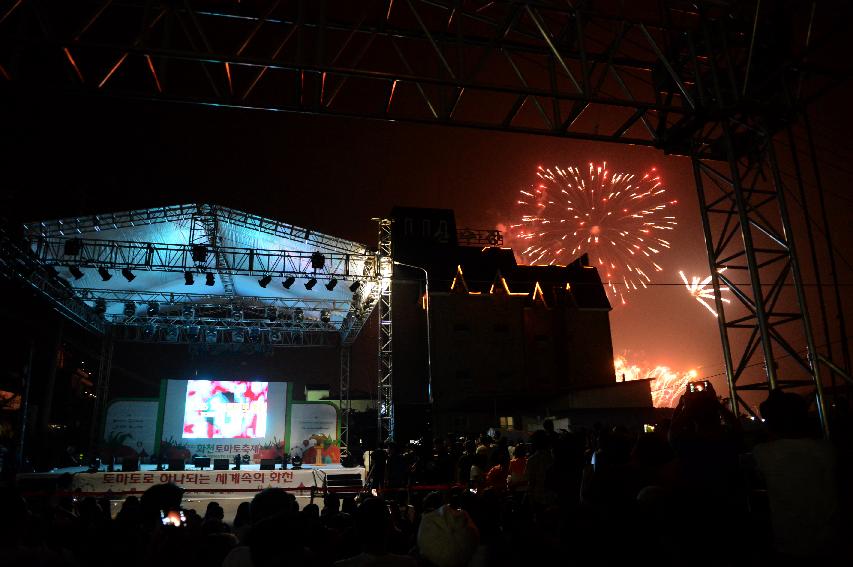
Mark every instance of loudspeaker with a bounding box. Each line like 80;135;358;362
213;458;230;470
168;459;185;471
193;457;211;470
122;457;139;472
260;459;276;470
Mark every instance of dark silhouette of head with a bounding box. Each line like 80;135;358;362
250;488;291;524
760;389;810;438
355;497;392;554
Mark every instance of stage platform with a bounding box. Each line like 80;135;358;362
17;463;366;496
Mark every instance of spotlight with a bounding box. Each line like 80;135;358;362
294;308;304;322
121;268;136;282
258;275;272;288
184;271;194;285
69;266;85;280
349;281;360;293
183;304;195;319
205;272;215;286
147;302;159;316
63;238;82;256
320;309;331;324
248;328;260;343
98;267;112;281
304;278;317;290
282;276;296;289
325;278;338;291
123;302;136;318
310;252;326;269
191;245;208;262
94;298;107;315
231;308;243;321
267;307;278;322
205;329;218;343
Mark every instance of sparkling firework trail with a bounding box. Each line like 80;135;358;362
508;162;677;304
679;269;731;317
615;355;699;408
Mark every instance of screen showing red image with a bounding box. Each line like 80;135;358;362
182;380;268;439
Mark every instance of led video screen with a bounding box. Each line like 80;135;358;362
182;380;269;439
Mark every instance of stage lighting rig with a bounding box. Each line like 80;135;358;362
205;272;215;286
349;281;360;293
98;267;112;281
304;278;317;290
191;244;208;262
68;266;84;280
121;268;136;282
311;252;326;269
184;271;194;285
325;278;338;291
258;275;272;288
282;276;296;289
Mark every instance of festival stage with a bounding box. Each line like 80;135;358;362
17;464;366;496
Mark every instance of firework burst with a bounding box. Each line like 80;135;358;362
507;162;677;304
679;269;730;317
615;355;699;408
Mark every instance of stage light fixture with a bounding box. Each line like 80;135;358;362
98;267;112;281
94;298;107;315
184;271;194;285
191;244;208;262
205;329;218;343
325;278;338;291
183;304;195;319
304;278;317;290
232;307;243;321
320;309;331;324
142;324;156;339
282;276;296;289
123;302;136;318
248;327;260;343
205;272;215;286
349;281;360;293
64;238;82;256
258;275;272;288
121;268;136;282
294;308;304;322
311;251;326;269
147;302;159;316
267;307;278;322
69;266;85;280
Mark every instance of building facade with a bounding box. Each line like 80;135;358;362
389;207;651;439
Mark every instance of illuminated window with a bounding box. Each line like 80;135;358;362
499;416;514;429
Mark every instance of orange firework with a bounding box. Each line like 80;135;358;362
507;162;677;305
615;355;699;408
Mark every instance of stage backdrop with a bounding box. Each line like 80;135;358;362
159;380;291;463
289;402;341;465
103;399;159;462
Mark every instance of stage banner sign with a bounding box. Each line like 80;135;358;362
289;402;341;465
69;468;362;494
103;400;159;462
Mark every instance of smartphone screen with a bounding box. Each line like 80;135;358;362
161;509;186;527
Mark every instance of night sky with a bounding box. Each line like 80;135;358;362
3;84;852;398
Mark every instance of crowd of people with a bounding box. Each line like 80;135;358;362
1;388;849;566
